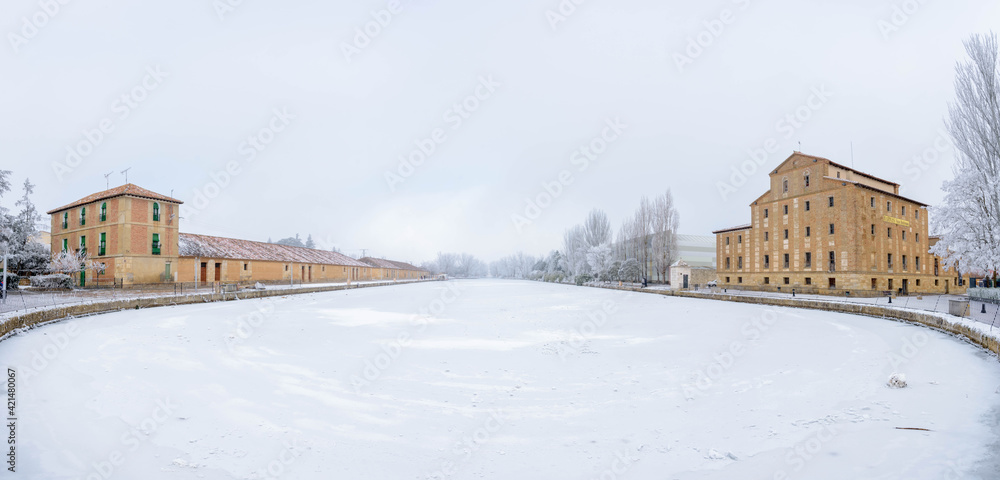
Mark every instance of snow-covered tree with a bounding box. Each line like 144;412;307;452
586;243;615;281
651;190;680;283
583;209;612;248
305;234;316;249
931;32;1000;278
619;258;641;282
276;234;305;248
1;175;49;288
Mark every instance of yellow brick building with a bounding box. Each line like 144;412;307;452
713;153;967;296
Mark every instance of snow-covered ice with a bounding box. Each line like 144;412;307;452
2;279;999;479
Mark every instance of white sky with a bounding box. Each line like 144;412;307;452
2;0;999;263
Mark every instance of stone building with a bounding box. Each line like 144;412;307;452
48;184;428;286
713;152;967;296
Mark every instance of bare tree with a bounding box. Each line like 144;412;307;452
651;190;680;283
583;209;612;248
931;32;1000;279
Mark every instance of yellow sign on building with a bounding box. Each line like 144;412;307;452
883;215;910;227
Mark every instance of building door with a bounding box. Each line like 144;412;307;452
214;263;221;281
683;274;689;289
165;263;171;281
902;279;909;294
80;269;86;287
301;266;305;282
828;278;836;289
308;266;312;282
200;262;207;282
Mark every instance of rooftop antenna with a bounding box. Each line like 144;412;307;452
104;171;113;189
797;141;802;152
360;248;368;258
120;167;131;184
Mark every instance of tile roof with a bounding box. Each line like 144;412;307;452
179;233;370;267
360;257;428;272
46;184;182;214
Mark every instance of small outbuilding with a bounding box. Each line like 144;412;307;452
670;260;716;289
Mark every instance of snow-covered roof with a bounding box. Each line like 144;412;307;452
47;184;182;214
360;257;427;272
179;233;369;267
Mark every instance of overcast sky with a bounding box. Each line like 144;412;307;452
2;0;998;263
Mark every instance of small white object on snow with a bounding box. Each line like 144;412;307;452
254;282;266;290
887;373;908;389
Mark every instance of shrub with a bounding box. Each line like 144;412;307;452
29;274;73;290
969;287;1000;303
575;274;594;286
2;272;20;290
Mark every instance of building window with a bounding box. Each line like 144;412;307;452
805;252;812;268
915;210;920;220
916;257;921;271
870;197;875;208
100;202;107;222
804;174;810;187
901;206;906;216
737;277;743;283
285;265;289;271
99;233;106;256
829;278;837;288
805;226;811;237
784;229;789;239
902;231;906;241
153;203;160;222
887;201;892;212
80;207;86;226
738;235;742;244
916;279;921;287
902;255;908;271
784;277;790;285
783;254;789;269
915;233;920;243
764;255;770;269
828;196;834;207
243;263;248;271
764;208;768;218
738;256;743;269
765;232;769;241
805;277;812;285
805;201;810;211
726;257;731;269
783;205;788;215
887;253;893;270
79;235;86;254
829;251;836;272
725;277;730;283
871;224;875;235
889;279;894;290
782;179;788;193
872;278;877;290
152;233;161;255
829;224;835;235
764;277;770;285
726;237;730;245
62;239;68;252
62;212;68;229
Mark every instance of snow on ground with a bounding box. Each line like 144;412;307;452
2;279;999;479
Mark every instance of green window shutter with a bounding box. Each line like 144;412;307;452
62;239;68;251
99;233;106;256
62;212;68;229
101;203;107;221
153;203;160;222
80;207;86;226
80;235;86;255
152;233;161;255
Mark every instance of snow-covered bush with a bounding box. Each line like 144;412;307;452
887;373;907;389
969;288;1000;303
574;274;593;286
2;272;19;290
29;274;72;290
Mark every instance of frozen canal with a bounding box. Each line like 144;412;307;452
2;279;999;479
